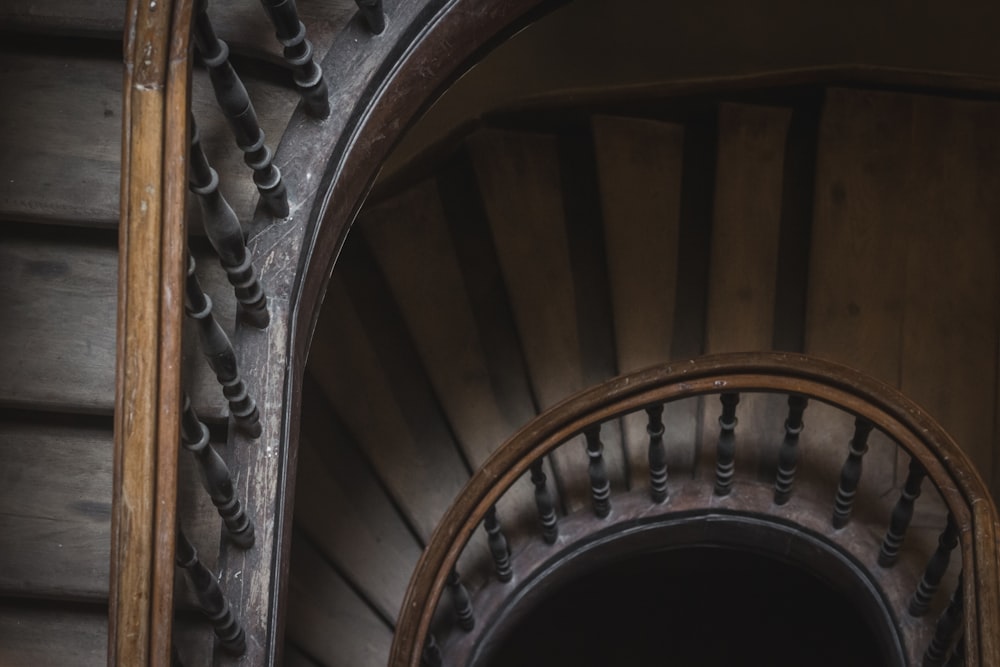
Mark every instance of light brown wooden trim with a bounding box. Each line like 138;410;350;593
389;352;1000;667
111;0;193;664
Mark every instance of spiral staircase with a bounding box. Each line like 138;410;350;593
1;1;1000;666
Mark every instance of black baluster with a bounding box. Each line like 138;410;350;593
584;426;611;518
193;0;289;217
773;394;808;505
910;514;960;617
189;115;269;329
447;570;474;631
530;460;558;544
185;255;262;438
258;0;331;118
176;525;246;655
714;393;740;496
181;394;255;548
831;417;874;528
354;0;386;34
878;457;927;567
421;634;443;667
646;404;668;503
484;506;512;583
923;576;964;667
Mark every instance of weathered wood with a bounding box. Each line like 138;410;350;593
879;457;927;567
713;393;740;496
180;394;254;548
0;602;107;666
185;254;262;437
194;0;289;216
258;0;331;117
175;525;246;655
773;394;808;505
910;515;961;617
286;534;393;667
189;115;270;328
832;418;874;528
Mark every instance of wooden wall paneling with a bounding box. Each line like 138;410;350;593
466;128;627;512
308;276;471;543
703;103;792;482
359;181;538;527
0;602;106;666
804;87;913;504
284;642;325;667
898;94;1000;491
590;115;693;489
286;534;393;667
295;384;424;622
0;52;122;227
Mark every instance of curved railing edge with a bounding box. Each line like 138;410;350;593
112;0;193;664
389;352;1000;667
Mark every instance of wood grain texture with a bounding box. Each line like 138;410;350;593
0;603;106;666
467;128;627;511
591;115;695;486
286;534;393;667
703;103;792;480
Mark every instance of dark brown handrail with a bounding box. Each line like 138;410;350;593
111;0;193;664
389;352;1000;667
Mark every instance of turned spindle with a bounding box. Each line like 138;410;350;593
910;514;960;617
923;576;964;667
646;404;668;503
484;506;512;583
185;255;262;438
189;115;269;328
773;394;808;505
713;393;740;496
176;525;246;655
584;426;611;518
193;0;289;216
354;0;386;34
447;570;475;631
878;457;926;567
181;394;255;548
422;634;443;667
831;418;874;528
530;459;558;543
258;0;331;118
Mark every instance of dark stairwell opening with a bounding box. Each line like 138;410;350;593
483;546;886;667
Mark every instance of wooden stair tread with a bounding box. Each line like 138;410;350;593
286;534;393;667
0;602;106;666
466;127;628;510
296;392;423;622
0;227;237;421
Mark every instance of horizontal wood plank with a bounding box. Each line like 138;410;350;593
0;602;106;666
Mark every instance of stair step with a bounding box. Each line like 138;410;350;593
286;534;393;667
0;601;106;666
465;127;627;510
0;225;240;421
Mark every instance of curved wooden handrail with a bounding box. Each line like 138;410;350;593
390;352;1000;667
111;0;194;664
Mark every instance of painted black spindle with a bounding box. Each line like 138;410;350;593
181;394;255;548
189;116;269;328
530;460;558;543
354;0;386;34
878;457;927;567
185;255;262;438
923;576;964;667
258;0;331;118
584;426;611;518
484;506;513;583
943;633;965;667
831;418;874;528
910;514;960;617
176;525;246;655
447;570;475;631
646;404;668;503
421;634;443;667
713;393;740;496
773;394;808;505
193;0;289;216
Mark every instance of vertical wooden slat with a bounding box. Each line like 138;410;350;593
111;0;191;664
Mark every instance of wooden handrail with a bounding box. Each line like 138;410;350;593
389;352;1000;667
111;0;193;664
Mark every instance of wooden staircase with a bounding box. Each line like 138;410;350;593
1;0;1000;665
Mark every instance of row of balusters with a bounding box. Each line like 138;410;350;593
427;393;967;667
171;0;387;661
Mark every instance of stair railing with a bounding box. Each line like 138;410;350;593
390;352;1000;667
